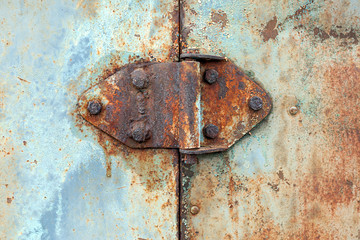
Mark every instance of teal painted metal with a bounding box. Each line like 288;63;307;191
0;0;179;239
2;0;360;239
180;0;360;239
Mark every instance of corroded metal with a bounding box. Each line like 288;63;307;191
78;61;202;150
78;59;272;154
180;0;360;239
0;0;180;239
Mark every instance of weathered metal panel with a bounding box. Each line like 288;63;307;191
0;0;179;239
180;0;360;239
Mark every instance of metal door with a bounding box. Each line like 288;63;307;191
0;1;179;239
180;0;360;239
1;1;359;240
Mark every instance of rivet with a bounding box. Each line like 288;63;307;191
190;205;200;215
87;100;102;115
248;96;263;111
131;68;148;89
204;69;218;84
203;124;219;139
289;106;299;115
131;127;150;143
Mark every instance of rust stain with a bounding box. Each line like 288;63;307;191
261;16;278;42
76;0;99;18
17;77;30;84
300;63;360;210
211;10;228;29
282;0;314;25
74;113;178;192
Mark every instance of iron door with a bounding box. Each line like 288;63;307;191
180;0;360;239
0;1;180;239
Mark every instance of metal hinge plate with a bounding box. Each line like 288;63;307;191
78;57;272;154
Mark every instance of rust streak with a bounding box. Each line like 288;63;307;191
17;77;30;84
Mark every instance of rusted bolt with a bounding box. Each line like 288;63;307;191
249;96;263;111
131;127;150;143
131;68;148;89
190;205;200;215
203;124;219;139
289;106;299;115
204;69;218;84
87;100;102;115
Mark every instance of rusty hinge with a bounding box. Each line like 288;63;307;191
78;54;272;161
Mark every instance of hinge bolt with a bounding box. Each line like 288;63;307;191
204;69;219;84
131;68;148;89
87;100;102;115
203;124;219;139
190;205;200;215
249;96;263;111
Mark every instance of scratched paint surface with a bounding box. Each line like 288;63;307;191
181;0;360;239
0;0;179;239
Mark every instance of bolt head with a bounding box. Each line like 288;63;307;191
87;100;102;115
131;69;148;89
204;69;219;84
203;124;219;139
190;205;200;215
131;127;150;143
289;106;299;115
249;96;263;111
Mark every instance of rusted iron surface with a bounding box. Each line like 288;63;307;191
0;0;180;239
199;60;272;152
78;61;201;149
180;0;360;239
79;59;271;154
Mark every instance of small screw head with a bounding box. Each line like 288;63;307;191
203;124;219;139
204;69;219;84
87;100;102;115
131;69;148;89
131;127;150;143
249;96;263;111
190;205;200;215
289;106;299;115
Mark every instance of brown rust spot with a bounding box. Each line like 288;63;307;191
211;10;229;29
6;197;13;204
261;17;278;42
314;27;358;45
